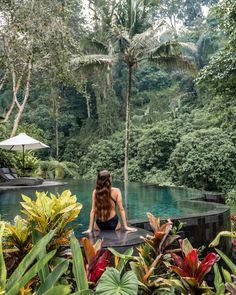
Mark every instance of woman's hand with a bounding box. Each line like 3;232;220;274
82;229;92;234
124;226;138;232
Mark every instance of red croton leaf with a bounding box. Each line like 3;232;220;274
171;252;186;270
89;249;111;282
170;249;219;287
184;249;199;276
195;252;220;284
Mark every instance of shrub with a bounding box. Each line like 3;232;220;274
169;128;236;191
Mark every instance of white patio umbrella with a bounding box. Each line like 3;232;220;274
0;133;49;172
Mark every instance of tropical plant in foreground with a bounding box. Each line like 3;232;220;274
109;247;136;274
3;215;31;273
20;190;82;247
70;234;93;294
81;237;111;284
170;238;220;294
129;213;181;293
0;223;70;295
96;267;139;295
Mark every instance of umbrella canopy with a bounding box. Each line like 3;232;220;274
0;133;49;150
0;133;49;172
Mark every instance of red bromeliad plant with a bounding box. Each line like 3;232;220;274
81;237;111;283
170;239;220;294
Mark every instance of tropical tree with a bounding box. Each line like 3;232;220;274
112;1;196;187
73;0;196;187
0;0;79;137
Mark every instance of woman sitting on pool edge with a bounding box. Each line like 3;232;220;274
82;170;137;233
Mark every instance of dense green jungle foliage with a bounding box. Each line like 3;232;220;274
0;0;236;196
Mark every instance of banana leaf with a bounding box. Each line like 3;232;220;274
215;248;236;275
0;222;6;290
43;285;71;295
37;259;69;295
70;234;89;291
7;250;56;295
213;263;225;295
6;229;56;291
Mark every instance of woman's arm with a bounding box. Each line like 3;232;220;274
82;190;96;233
116;189;137;232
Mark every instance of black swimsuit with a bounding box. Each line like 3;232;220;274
96;197;119;230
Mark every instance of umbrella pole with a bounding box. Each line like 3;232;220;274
22;144;25;176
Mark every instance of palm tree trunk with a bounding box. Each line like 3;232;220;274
86;94;91;118
124;65;132;187
55;116;59;160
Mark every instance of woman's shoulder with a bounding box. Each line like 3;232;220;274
111;186;120;191
111;187;121;195
92;189;96;196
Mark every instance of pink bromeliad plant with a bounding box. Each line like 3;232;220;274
170;239;220;294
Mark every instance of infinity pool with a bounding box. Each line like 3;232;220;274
0;180;210;233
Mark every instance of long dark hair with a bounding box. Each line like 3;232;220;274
95;170;112;221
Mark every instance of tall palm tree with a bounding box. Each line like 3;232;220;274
72;0;196;189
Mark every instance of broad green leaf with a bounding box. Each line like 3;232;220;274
221;267;232;283
209;231;236;247
32;224;49;283
0;222;6;290
70;234;88;290
108;247;134;260
72;290;94;295
6;229;56;291
167;279;186;294
117;248;134;273
43;285;71;295
37;259;69;295
213;263;225;295
96;267;138;295
215;248;236;275
8;250;56;295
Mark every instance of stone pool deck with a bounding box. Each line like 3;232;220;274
0;180;66;191
81;228;151;253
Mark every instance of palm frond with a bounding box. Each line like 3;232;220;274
70;54;116;70
149;55;197;74
148;41;181;58
132;20;167;47
110;26;131;53
179;42;197;53
80;38;109;54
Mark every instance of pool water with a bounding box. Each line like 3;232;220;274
0;180;206;233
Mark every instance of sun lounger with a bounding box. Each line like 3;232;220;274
0;168;43;186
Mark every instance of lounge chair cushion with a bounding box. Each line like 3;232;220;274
0;168;44;186
5;173;15;180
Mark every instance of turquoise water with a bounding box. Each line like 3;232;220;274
0;180;206;233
